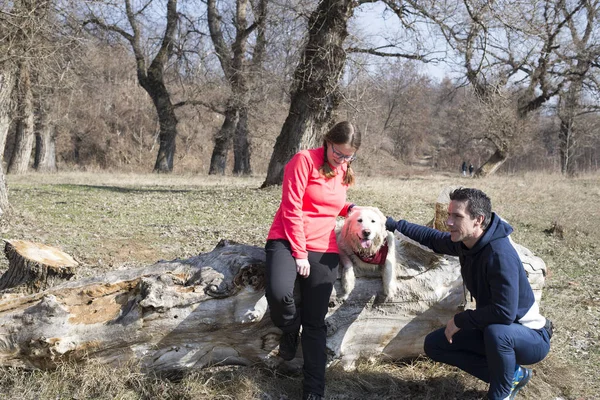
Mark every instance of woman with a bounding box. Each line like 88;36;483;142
265;121;361;400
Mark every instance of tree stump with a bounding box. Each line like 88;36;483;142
0;240;77;292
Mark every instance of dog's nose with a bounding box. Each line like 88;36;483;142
362;229;371;237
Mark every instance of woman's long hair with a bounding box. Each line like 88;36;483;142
319;121;361;185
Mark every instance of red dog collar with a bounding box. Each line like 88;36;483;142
354;239;389;265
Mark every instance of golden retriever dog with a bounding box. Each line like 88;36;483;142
336;206;397;301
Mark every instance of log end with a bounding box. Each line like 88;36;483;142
4;239;78;268
0;240;78;292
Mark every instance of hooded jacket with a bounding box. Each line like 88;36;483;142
391;213;546;330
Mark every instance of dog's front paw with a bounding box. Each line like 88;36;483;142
385;282;398;299
337;292;349;302
374;292;389;304
329;295;345;308
241;309;261;323
379;285;397;304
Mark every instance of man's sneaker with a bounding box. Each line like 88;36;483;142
278;330;299;361
508;365;532;399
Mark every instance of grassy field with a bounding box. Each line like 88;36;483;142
0;171;598;400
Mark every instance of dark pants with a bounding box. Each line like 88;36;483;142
265;239;339;397
424;323;551;399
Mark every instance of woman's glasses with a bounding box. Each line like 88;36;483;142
331;144;356;162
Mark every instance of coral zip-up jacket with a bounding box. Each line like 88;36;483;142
267;148;353;259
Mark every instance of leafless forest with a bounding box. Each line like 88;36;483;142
1;0;600;194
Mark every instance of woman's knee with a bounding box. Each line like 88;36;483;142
266;286;294;309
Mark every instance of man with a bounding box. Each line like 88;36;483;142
385;188;552;400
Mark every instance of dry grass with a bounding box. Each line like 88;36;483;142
1;171;599;400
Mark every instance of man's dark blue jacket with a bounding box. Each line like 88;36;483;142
387;213;546;330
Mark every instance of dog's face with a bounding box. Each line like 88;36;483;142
341;207;387;255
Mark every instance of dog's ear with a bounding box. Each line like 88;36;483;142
342;214;352;238
375;208;387;233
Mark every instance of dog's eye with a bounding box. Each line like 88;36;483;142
357;218;363;223
371;219;376;223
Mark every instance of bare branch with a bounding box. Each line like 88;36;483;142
173;100;225;115
346;45;429;61
82;18;133;42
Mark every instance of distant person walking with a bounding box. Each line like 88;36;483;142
469;163;475;177
461;161;467;177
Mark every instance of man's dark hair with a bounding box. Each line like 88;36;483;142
450;188;492;229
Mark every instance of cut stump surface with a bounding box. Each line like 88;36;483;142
0;239;77;292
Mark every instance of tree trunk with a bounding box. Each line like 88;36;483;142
208;104;239;175
473;148;508;178
559;116;576;176
7;59;34;174
206;0;258;176
0;236;546;372
233;107;251;175
103;0;180;173
147;82;178;173
0;67;15;154
0;169;9;216
34;112;58;172
261;94;320;186
261;0;355;188
0;67;15;214
558;67;586;177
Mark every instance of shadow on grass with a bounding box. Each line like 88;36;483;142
326;367;487;400
54;184;198;194
168;363;488;400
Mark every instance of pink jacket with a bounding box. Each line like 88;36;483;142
267;148;353;259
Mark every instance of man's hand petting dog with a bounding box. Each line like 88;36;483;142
385;217;397;232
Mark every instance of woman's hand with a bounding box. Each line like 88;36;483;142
295;258;311;277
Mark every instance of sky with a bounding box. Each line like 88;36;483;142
350;2;457;82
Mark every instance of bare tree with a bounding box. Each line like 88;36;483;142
7;59;34;174
6;0;41;174
0;68;15;161
0;66;14;213
206;0;268;175
261;0;439;187
7;0;72;174
0;0;28;211
33;103;58;172
554;0;600;175
260;0;358;187
84;0;181;173
400;0;589;176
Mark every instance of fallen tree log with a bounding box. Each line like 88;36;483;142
0;233;546;373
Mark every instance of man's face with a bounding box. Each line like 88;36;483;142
446;200;483;247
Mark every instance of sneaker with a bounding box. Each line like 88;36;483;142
303;392;323;400
278;330;299;361
508;365;532;399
